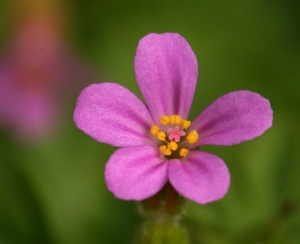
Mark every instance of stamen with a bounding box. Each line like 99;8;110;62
160;145;171;156
167;126;185;142
151;115;196;158
157;131;166;141
186;130;198;144
150;125;160;136
169;115;182;125
181;120;191;129
179;148;189;157
160;115;170;125
168;141;178;151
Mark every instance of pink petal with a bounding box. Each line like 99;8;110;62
134;33;198;123
105;145;168;200
169;134;175;141
74;82;154;147
191;90;273;147
168;151;230;204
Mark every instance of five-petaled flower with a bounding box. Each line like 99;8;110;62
74;33;273;204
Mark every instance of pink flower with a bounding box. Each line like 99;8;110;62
0;2;95;140
74;33;273;204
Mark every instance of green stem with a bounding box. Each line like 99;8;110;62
134;182;191;244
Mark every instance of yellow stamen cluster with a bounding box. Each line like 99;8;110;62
160;115;170;125
179;148;189;157
169;115;182;125
181;120;191;129
159;141;179;156
168;141;178;151
150;125;160;136
150;115;198;158
159;145;171;156
186;130;198;144
157;131;166;141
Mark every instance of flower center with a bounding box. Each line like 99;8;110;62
150;115;198;158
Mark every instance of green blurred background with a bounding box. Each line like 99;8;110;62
0;0;299;243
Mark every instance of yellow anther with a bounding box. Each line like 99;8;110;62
160;145;171;156
174;115;182;125
168;141;178;151
160;115;170;125
181;120;191;129
169;115;181;125
186;130;198;144
169;115;175;124
150;125;160;136
157;131;166;141
179;148;189;157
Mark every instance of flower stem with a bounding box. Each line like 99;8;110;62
139;182;185;220
134;182;191;244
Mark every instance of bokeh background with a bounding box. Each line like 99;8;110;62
0;0;299;243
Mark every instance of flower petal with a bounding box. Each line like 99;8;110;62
105;145;168;200
168;151;230;204
134;33;198;123
191;90;273;147
74;82;154;147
